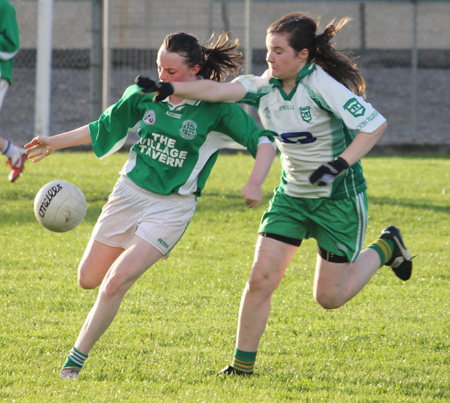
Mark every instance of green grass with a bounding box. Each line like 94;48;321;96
0;152;449;402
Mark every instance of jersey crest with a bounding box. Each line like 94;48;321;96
179;120;198;140
299;106;312;122
143;110;156;125
343;98;366;117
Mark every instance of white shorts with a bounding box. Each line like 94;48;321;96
91;175;197;257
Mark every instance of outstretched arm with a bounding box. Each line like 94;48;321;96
135;75;247;102
25;124;92;162
172;80;247;103
242;142;277;208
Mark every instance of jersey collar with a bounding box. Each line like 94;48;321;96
161;97;202;111
269;62;316;100
162;98;201;106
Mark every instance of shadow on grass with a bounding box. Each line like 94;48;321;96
369;195;450;214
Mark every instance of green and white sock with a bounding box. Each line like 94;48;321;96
231;348;257;373
62;346;88;371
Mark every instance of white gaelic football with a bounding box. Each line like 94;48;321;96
34;180;87;232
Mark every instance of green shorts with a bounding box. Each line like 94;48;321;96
258;188;368;263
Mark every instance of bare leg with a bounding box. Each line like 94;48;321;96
77;238;125;289
313;248;381;309
236;236;298;352
74;236;163;354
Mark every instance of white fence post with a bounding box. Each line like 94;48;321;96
92;0;103;119
244;0;252;76
411;0;418;142
243;0;252;117
102;0;111;111
34;0;53;137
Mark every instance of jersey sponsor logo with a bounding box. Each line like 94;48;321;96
279;103;294;111
143;110;156;125
343;98;366;117
158;238;169;248
299;106;312;122
137;134;188;168
179;120;198;140
273;131;317;144
356;110;380;131
166;111;181;119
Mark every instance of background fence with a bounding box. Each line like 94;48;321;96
3;0;450;152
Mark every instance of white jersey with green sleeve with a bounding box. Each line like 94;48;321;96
234;63;386;200
88;84;273;196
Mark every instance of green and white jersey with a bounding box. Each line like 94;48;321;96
0;0;20;85
89;84;273;196
235;63;386;200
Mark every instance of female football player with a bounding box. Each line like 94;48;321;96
137;12;413;375
0;0;27;182
25;31;276;380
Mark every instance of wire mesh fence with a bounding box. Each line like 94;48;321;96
3;0;450;151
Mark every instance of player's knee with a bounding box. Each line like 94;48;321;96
98;270;132;301
77;274;100;290
314;291;345;310
247;272;268;293
247;265;280;296
77;265;102;289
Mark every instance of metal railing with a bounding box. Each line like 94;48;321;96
4;0;450;149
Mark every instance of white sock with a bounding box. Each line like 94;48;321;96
2;141;21;159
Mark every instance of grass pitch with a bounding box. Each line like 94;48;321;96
0;152;449;402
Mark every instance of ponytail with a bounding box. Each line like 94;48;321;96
314;19;366;97
200;32;243;81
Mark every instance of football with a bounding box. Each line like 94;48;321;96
34;180;87;232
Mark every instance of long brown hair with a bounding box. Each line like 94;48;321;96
161;32;243;82
267;12;366;97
